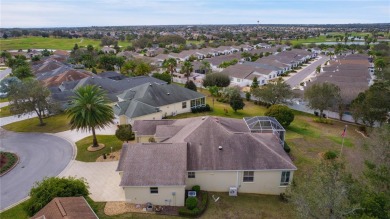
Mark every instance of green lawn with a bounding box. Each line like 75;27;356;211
75;135;123;162
2;113;70;133
0;105;11;118
0;200;30;219
0;193;294;219
0;98;8;103
0;37;132;51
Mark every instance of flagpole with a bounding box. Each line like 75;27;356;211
340;125;347;157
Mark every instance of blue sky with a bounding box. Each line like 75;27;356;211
1;0;389;27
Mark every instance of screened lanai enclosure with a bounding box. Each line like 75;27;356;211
243;116;285;147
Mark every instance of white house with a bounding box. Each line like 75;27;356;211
113;83;206;125
117;116;296;206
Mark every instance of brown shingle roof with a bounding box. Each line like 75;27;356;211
119;143;187;186
131;116;296;172
31;197;98;219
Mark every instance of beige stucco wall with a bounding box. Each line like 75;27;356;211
185;170;294;195
135;135;154;143
123;186;185;206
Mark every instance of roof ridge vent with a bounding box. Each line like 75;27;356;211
54;199;67;217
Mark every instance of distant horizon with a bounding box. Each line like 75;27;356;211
2;23;390;29
2;0;389;28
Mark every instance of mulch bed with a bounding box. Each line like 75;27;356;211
0;151;19;176
156;206;180;216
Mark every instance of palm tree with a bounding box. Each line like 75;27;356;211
181;61;193;81
199;61;212;74
67;85;114;147
162;58;177;76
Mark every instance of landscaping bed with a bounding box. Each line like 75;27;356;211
0;151;19;176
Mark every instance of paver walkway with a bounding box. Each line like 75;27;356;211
60;161;125;202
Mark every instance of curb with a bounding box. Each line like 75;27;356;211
0;197;30;213
0;152;19;177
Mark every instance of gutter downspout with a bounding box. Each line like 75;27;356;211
236;171;239;190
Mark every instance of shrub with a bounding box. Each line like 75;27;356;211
0;152;17;174
115;124;134;142
192;185;201;194
179;207;200;217
25;177;89;216
324;150;338;160
191;105;211;113
265;104;294;128
152;73;172;84
185;80;197;91
284;142;291;153
313;118;333;124
245;92;251;101
179;191;209;217
185;197;198;210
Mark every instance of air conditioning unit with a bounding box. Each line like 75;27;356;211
229;187;237;196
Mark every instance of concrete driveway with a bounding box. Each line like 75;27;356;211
0;129;74;210
61;161;125;202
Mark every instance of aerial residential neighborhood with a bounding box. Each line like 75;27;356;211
0;0;389;219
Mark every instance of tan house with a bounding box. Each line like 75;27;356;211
117;116;296;206
113;83;206;125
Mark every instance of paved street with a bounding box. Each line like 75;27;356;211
0;129;74;210
285;56;329;88
0;68;11;81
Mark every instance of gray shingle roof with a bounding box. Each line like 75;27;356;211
115;83;205;118
131;116;296;172
119;143;187;186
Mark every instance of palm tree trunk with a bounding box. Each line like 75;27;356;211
92;127;98;147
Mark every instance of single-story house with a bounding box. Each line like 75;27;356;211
117;116;296;206
113;83;206;124
220;63;278;86
31;197;98;219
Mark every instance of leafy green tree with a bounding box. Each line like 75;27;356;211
304;82;341;118
374;58;386;71
252;79;293;105
121;60;137;75
0;51;12;63
41;49;51;57
359;124;390;218
73;43;79;51
67;85;114;147
87;44;94;52
134;62;151;76
115;124;134;142
265;104;294;128
26;177;89;216
289;160;359;219
0;77;21;96
202;73;230;87
250;77;259;90
316;65;321;73
350;81;390;126
8;79;57;126
229;91;245;112
181;61;193;81
185;80;197;91
12;65;33;79
152;73;171;84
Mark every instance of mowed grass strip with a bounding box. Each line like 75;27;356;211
2;113;70;133
75;135;123;162
0;105;12;118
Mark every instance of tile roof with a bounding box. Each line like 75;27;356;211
31;197;98;219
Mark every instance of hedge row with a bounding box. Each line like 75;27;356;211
191;104;211;113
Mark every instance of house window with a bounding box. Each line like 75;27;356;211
280;171;290;186
182;101;187;109
243;171;254;182
150;187;158;194
188;172;195;178
200;98;205;105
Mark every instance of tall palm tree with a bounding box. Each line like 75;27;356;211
162;58;177;76
67;85;114;147
181;61;193;81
